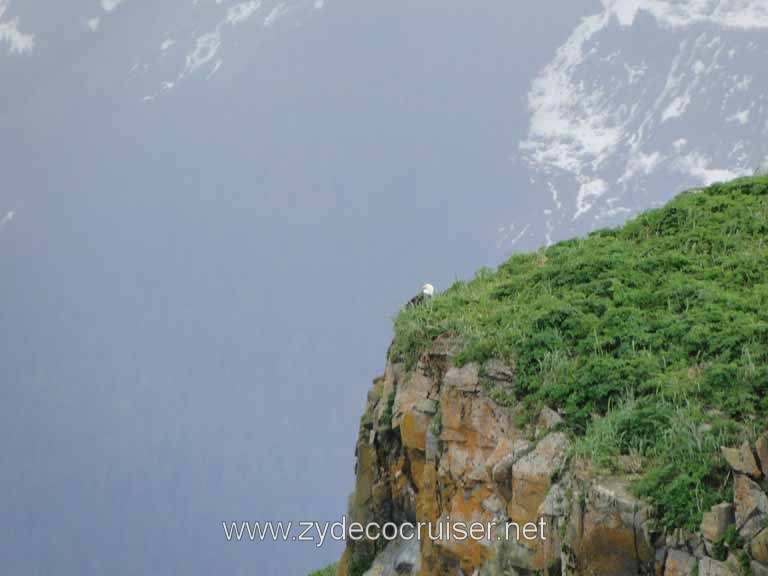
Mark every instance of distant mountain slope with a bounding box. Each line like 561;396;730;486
506;1;768;249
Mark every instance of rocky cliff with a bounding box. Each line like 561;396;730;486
336;176;768;576
339;341;768;576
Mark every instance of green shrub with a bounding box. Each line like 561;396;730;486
348;548;375;576
308;563;337;576
380;390;395;428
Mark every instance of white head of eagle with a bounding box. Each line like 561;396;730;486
406;283;435;308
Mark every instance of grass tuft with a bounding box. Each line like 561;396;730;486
308;563;337;576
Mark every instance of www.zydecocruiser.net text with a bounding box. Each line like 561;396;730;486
222;516;548;548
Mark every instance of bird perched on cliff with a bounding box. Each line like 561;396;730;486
406;283;434;308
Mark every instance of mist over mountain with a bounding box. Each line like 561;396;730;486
505;0;768;249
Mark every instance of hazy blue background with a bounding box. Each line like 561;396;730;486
5;0;744;574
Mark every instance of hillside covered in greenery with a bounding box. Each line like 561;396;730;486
390;175;768;532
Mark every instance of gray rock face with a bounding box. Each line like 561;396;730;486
698;557;735;576
443;363;481;393
491;439;534;494
536;406;564;431
362;537;421;576
701;503;734;542
734;474;768;527
566;478;655;576
756;434;768;477
664;549;697;576
721;443;762;478
482;359;516;385
752;528;768;566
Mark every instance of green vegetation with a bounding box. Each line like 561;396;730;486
308;563;337;576
348;548;375;576
380;390;396;429
711;524;745;561
390;176;768;531
738;549;752;576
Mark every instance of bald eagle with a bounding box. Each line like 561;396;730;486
406;283;434;308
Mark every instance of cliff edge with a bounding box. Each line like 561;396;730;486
339;176;768;576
